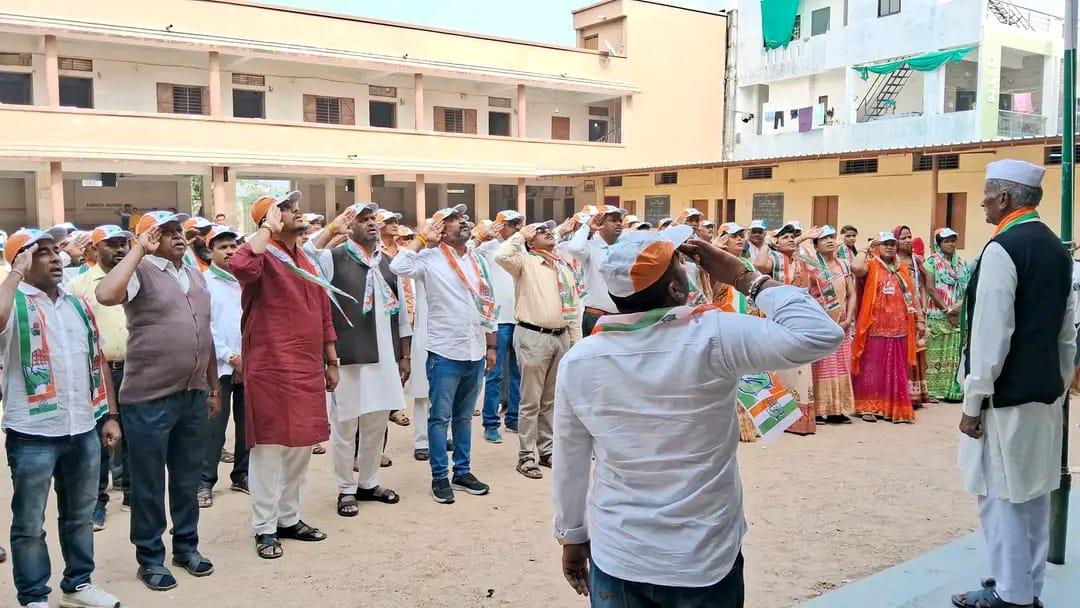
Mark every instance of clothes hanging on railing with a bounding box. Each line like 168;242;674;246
797;107;813;132
1012;92;1034;114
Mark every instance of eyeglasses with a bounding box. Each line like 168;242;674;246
400;235;416;242
534;227;552;235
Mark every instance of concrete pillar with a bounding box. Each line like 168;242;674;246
843;68;859;125
517;84;527;138
415;174;426;223
922;67;945;116
474;180;490;220
353;174;372;203
975;42;1002;140
35;162;64;226
211;166;227;219
44;35;59;107
208;51;222;117
435;184;449;209
414;74;425;130
516;177;526;214
1042;54;1060;135
323;177;337;219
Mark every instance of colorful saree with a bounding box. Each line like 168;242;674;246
852;257;917;422
805;255;855;418
923;250;970;400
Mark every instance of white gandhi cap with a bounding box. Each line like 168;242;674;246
985;159;1045;188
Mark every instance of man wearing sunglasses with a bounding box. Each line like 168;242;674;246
494;220;581;481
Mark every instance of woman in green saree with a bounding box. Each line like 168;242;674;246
923;228;970;401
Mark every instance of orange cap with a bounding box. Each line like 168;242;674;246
251;191;302;225
135;211;190;236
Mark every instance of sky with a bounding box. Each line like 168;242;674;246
259;0;734;45
259;1;1066;46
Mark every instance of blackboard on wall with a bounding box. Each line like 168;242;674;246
751;193;784;230
644;195;671;225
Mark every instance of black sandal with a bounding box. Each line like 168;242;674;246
277;520;327;542
137;565;178;591
255;534;283;559
337;493;359;517
516;459;543;479
538;454;552;468
356;486;400;504
171;551;214;577
951;587;1034;608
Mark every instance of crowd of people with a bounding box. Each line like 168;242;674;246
0;158;1072;608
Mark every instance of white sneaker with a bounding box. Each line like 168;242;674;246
22;602;49;608
59;583;120;607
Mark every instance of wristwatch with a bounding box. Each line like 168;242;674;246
326;358;341;367
103;413;120;422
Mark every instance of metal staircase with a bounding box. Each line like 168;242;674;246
987;0;1034;30
856;66;913;122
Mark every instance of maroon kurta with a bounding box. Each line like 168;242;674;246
230;241;336;448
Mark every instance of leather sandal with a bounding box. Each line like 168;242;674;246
356;485;400;504
255;534;283;559
277;520;327;542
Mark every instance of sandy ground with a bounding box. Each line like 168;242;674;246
1;400;1077;608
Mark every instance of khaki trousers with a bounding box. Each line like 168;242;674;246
513;326;570;463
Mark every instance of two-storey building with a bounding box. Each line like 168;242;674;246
0;0;726;229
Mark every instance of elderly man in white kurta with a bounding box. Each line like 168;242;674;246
308;203;411;517
953;159;1075;608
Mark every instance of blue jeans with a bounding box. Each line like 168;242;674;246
589;553;744;608
122;389;207;567
483;323;520;430
426;352;483;481
200;375;248;489
6;429;100;606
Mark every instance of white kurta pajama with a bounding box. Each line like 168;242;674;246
407;279;430;450
957;236;1076;605
326;278;411;494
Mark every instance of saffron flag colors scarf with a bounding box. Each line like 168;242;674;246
344;240;400;316
529;248;581;322
440;242;497;330
16;291;108;419
592;303;802;443
266;241;357;325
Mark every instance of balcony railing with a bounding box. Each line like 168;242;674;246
987;0;1062;33
997;110;1048;138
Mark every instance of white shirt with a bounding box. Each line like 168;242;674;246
1;283;98;438
204;264;242;377
958;235;1076;503
126;254;190;301
390;246;493;362
560;224;618;313
478;238;517;325
553;285;844;587
1072;260;1080;326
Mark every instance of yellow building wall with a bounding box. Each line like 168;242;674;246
602;143;1073;258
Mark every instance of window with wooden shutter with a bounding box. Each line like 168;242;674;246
464;108;477;134
302;95;355;125
583;34;599;50
232;73;265;87
551;116;571;140
692;200;709;218
435;107;466;133
58;57;93;72
157;83;207;115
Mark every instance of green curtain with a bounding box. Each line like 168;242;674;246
761;0;801;50
854;46;977;80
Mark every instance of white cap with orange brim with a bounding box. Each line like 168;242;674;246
600;225;694;298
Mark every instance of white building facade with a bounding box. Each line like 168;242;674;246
728;0;1064;160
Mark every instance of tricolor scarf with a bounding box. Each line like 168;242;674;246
590;302;803;442
344;240;400;316
440;243;497;331
528;248;580;322
15;291;108;419
208;262;237;283
265;241;357;326
993;207;1039;237
804;253;846;313
183;249;208;272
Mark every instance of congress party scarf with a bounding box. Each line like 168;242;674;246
591;302;802;442
529;248;580;322
993;207;1039;238
440;242;497;331
208;263;237;283
344;240;400;317
16;291;108;419
266;241;357;325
